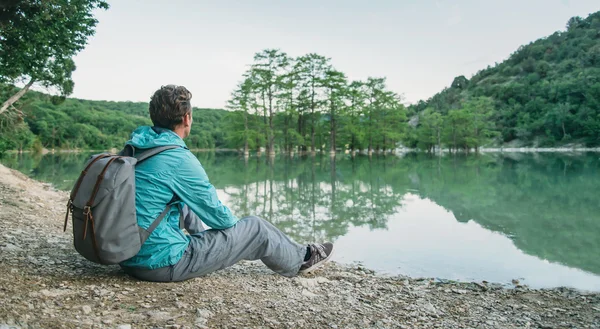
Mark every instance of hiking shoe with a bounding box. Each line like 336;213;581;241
299;242;334;274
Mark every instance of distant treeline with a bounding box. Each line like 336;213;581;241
1;12;599;154
0;85;227;153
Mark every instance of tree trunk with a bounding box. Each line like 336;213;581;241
243;110;249;156
0;78;35;115
261;90;268;155
267;87;275;156
283;113;289;154
453;128;457;151
351;131;356;154
310;82;316;154
368;111;373;155
330;96;336;156
297;112;304;152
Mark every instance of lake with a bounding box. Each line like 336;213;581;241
2;151;600;291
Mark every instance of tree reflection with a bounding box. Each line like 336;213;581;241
2;151;599;275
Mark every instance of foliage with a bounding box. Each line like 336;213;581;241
0;86;228;151
412;11;600;148
0;0;109;113
225;50;409;154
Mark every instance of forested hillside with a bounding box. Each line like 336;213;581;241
1;12;599;154
0;84;227;153
410;11;600;149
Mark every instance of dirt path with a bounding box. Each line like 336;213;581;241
0;164;599;329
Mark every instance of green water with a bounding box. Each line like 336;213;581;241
2;152;600;291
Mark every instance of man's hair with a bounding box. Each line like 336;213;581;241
149;85;193;130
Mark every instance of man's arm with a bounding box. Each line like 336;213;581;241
180;204;207;234
168;152;238;230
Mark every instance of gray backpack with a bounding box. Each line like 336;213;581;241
63;145;180;265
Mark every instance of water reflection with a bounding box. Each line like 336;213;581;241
201;153;600;278
2;151;600;289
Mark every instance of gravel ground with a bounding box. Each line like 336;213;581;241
1;164;599;329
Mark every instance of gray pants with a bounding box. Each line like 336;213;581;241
123;211;306;282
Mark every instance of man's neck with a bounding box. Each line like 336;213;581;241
152;126;185;140
173;127;186;140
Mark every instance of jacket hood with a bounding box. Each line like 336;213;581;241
126;126;187;150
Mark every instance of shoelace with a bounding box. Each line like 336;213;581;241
312;244;328;260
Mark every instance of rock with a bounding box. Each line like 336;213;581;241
296;277;319;289
316;277;331;284
81;305;92;315
147;311;172;322
302;289;320;298
195;308;214;326
116;325;132;329
196;308;214;318
175;301;189;309
420;301;437;315
40;289;66;298
0;243;22;251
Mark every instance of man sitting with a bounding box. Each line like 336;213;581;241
119;85;334;282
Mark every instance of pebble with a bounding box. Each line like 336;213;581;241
301;289;320;298
81;305;92;315
195;308;214;325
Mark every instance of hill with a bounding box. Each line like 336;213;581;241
0;84;228;153
410;11;600;149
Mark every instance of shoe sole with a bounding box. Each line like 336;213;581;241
298;245;335;275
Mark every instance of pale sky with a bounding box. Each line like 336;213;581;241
69;0;599;108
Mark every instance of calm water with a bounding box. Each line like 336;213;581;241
2;152;600;291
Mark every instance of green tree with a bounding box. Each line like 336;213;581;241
295;54;330;153
443;109;471;152
251;49;290;155
343;80;368;153
322;68;347;155
416;108;444;152
363;77;387;153
545;102;574;141
226;77;257;155
0;0;109;114
462;97;497;151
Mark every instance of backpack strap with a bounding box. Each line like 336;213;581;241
141;197;184;244
142;204;174;244
134;145;181;163
118;144;181;163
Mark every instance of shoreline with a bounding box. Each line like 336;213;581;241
3;145;600;156
0;163;599;328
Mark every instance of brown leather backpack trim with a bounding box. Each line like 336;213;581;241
86;157;120;208
63;154;111;232
70;154;111;200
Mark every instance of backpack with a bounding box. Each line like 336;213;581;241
63;145;180;265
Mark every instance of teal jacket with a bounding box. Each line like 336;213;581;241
120;126;238;269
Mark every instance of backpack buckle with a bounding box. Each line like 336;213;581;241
83;205;91;216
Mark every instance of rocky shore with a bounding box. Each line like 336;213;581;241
0;164;599;329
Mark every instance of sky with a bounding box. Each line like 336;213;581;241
69;0;600;108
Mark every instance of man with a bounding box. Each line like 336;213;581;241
120;85;334;282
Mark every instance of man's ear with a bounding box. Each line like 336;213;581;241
183;112;192;127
